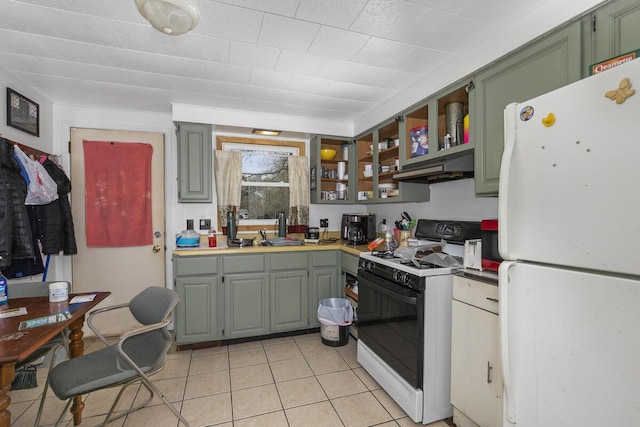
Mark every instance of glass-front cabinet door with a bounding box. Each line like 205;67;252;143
376;119;400;200
355;132;374;202
355;119;429;204
401;83;473;170
310;136;353;204
404;104;429;164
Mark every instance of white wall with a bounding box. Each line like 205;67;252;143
308;179;498;235
0;66;53;152
366;179;498;232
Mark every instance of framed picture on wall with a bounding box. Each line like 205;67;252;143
6;88;39;137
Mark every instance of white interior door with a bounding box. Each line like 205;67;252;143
70;128;165;336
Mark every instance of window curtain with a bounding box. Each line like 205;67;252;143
288;156;309;231
214;150;242;227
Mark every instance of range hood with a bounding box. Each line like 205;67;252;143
393;150;474;183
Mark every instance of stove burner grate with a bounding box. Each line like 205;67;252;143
371;250;396;259
410;260;440;269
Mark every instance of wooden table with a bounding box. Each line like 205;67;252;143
0;292;110;427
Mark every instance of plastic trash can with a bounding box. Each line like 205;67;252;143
318;298;353;347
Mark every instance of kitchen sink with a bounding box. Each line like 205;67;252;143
227;238;256;248
259;237;304;247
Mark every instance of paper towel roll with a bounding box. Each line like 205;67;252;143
337;162;346;179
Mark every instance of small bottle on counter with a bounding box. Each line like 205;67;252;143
208;229;217;248
384;229;397;252
377;219;388;238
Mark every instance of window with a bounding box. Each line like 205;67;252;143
216;136;305;228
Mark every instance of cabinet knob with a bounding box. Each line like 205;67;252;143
152;245;162;253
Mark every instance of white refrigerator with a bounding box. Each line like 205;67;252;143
499;58;640;427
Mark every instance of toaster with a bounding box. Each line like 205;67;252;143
463;239;482;271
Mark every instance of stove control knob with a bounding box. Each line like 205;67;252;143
400;272;411;284
366;261;375;270
392;269;400;281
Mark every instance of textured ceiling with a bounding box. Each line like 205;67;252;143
0;0;603;130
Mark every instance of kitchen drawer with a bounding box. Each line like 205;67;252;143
223;254;266;273
453;275;499;315
341;252;359;275
174;256;217;276
271;252;308;271
312;250;338;267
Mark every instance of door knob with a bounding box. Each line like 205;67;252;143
152;245;161;253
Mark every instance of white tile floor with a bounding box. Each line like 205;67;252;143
8;333;453;427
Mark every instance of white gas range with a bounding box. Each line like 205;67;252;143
356;220;481;425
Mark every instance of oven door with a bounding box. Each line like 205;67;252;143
357;268;424;389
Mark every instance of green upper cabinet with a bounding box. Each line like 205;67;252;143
473;21;582;195
591;0;640;69
176;122;212;203
310;135;354;204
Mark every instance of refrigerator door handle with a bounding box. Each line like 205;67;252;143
499;103;518;260
500;261;517;424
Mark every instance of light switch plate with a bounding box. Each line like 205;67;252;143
199;219;211;230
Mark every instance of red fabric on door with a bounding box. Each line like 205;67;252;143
83;140;153;247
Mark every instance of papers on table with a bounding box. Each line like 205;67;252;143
69;294;96;304
18;310;72;330
0;307;27;319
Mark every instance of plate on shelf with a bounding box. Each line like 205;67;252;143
379;183;397;189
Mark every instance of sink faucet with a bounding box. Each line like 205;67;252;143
260;228;268;241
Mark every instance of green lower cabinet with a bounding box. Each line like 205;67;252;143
175;250;341;344
270;270;309;332
173;255;221;345
309;251;340;328
341;252;359;276
224;273;269;339
309;268;339;328
175;276;221;345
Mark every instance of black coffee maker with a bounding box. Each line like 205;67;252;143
341;214;376;245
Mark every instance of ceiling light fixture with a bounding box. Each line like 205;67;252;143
135;0;200;35
252;129;281;136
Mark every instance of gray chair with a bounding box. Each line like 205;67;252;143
38;286;189;427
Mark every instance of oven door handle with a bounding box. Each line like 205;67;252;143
358;271;418;304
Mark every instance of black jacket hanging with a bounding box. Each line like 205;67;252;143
29;158;77;255
2;208;44;278
0;139;35;269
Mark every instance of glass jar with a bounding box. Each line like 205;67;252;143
208;230;217;247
